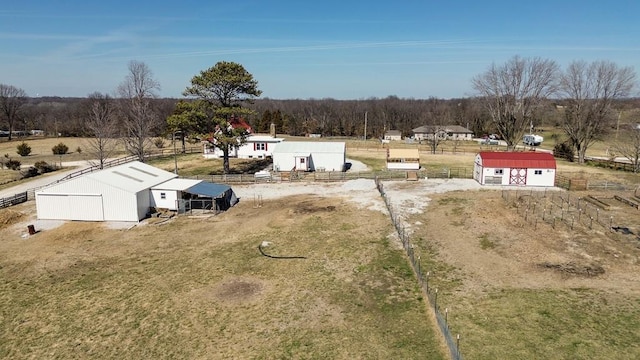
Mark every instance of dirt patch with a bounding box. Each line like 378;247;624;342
537;261;606;277
293;200;337;214
210;277;265;303
0;209;26;230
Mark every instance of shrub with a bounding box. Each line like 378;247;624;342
6;159;21;170
52;142;69;155
21;166;40;178
76;146;82;154
153;137;166;149
553;142;575;162
16;142;31;157
34;161;55;174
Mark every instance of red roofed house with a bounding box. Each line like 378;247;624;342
473;151;556;186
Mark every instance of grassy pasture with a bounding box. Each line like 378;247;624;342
0;197;447;359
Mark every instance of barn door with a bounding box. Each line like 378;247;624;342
509;168;527;185
295;156;308;171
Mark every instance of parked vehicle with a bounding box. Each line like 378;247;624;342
523;134;543;146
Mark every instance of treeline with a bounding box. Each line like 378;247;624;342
9;96;639;140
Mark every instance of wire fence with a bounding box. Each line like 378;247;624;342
375;178;463;360
501;188;618;231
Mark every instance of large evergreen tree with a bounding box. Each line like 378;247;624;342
183;61;262;174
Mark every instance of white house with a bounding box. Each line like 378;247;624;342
473;151;556;186
383;130;402;141
412;125;474;141
36;161;178;222
387;148;420;170
272;141;346;172
203;135;285;159
151;178;238;212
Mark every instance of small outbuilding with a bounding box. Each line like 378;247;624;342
473;151;556;186
383;130;402;141
387;148;420;170
272;141;346;172
151;178;238;212
36;161;177;222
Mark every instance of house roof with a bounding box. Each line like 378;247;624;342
388;148;419;159
412;125;473;134
478;151;556;169
246;135;285;143
272;141;346;155
84;161;178;193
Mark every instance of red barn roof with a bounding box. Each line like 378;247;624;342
478;151;556;169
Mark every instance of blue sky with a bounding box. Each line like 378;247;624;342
1;0;639;99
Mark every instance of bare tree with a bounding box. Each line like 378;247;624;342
83;92;118;169
117;61;161;162
0;84;28;140
611;124;640;172
558;60;637;163
472;56;558;150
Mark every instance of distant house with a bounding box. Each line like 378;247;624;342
473;151;556;187
203;135;285;159
383;130;402;141
387;148;420;170
412;125;474;141
272;141;346;172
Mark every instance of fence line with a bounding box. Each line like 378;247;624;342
375;178;463;360
501;189;617;232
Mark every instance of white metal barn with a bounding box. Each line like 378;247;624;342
473;151;556;186
272;141;346;172
35;161;177;222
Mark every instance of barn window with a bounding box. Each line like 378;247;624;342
255;143;266;151
300;158;305;164
534;170;542;175
160;192;166;199
494;169;504;175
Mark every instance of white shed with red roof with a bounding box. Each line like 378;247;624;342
473;151;556;186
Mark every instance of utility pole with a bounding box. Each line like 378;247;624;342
364;111;368;141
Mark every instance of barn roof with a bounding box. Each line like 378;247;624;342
478;151;556;169
152;178;201;191
272;141;345;155
85;161;178;193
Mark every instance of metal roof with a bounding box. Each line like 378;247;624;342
185;181;232;198
151;178;201;191
272;141;345;154
478;151;556;169
388;148;420;159
85;161;178;193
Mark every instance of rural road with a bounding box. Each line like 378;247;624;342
0;160;98;199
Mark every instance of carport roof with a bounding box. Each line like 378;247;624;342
185;182;231;198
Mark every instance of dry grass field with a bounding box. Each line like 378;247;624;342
0;192;447;359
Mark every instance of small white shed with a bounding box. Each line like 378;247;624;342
35;161;177;222
473;151;556;186
151;178;238;212
272;141;346;172
387;148;420;170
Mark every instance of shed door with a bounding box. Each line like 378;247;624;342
295;156;308;171
37;194;104;221
509;168;527;185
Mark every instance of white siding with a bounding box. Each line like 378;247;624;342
272;142;345;172
36;193;104;221
151;189;180;210
525;169;555;186
387;162;420;170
